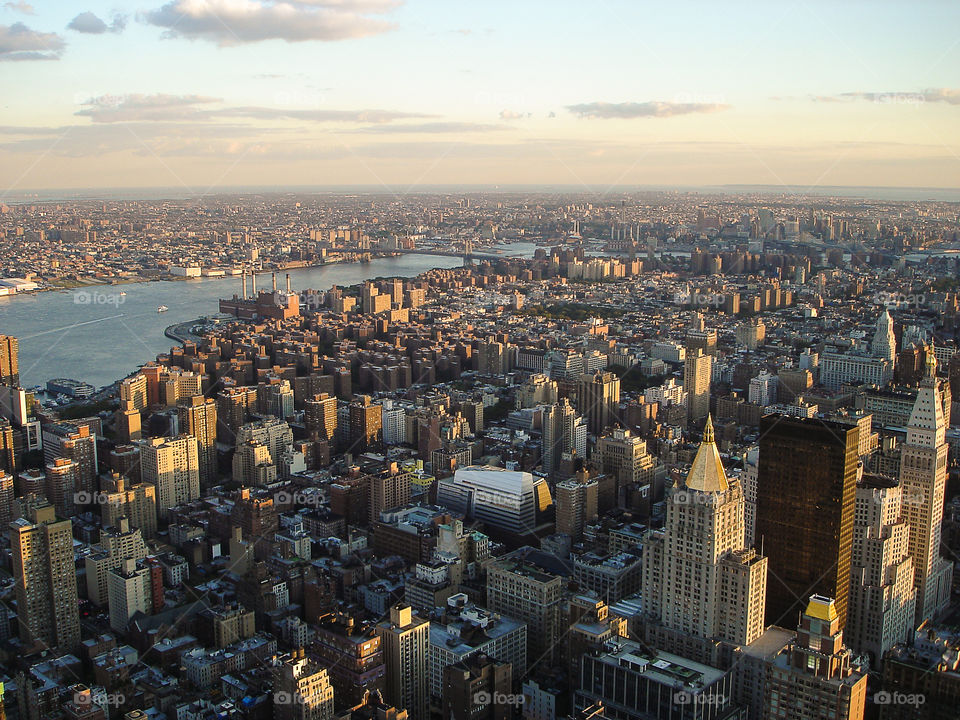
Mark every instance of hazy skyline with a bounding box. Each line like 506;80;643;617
3;0;960;192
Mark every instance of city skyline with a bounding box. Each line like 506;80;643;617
2;1;960;191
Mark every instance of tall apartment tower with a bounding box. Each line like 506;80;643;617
487;550;564;665
541;398;584;478
138;434;200;519
85;518;149;607
0;335;19;386
178;395;218;487
871;309;897;365
899;348;953;624
349;395;382;452
576;370;620;435
216;386;257;442
273;648;336;720
107;558;153;632
761;596;867;720
642;416;768;652
9;501;81;653
594;427;657;495
119;373;148;411
756;415;859;630
304;393;338;443
99;471;158;538
555;473;598;540
846;475;916;665
369;466;412;523
684;348;712;422
0;469;13;527
375;604;430;720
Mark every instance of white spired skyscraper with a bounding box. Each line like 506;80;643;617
871;308;897;365
900;345;953;624
642;416;768;659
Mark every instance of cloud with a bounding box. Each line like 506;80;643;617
0;121;282;157
220;106;432;123
566;101;731;119
76;94;223;122
74;93;434;126
3;2;34;14
347;121;508;134
816;88;960;105
143;0;400;46
67;11;127;34
0;21;64;60
499;110;527;121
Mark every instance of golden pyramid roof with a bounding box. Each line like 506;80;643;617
685;415;729;493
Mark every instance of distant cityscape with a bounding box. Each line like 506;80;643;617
0;189;957;720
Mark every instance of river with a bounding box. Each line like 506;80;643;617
0;252;528;390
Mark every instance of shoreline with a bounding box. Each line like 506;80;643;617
0;250;461;300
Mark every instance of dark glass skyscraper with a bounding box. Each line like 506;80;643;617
755;415;859;630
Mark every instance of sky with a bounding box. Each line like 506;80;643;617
2;0;960;193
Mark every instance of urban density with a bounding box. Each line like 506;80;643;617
0;191;958;720
2;2;960;720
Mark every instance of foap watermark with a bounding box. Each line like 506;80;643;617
473;691;525;707
873;691;925;707
74;690;126;707
873;93;925;106
875;291;925;309
671;490;719;507
74;491;109;505
675;291;726;308
298;291;325;312
274;489;324;507
74;290;126;307
273;691;306;706
674;691;727;706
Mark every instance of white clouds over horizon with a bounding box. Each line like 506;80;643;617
566;101;732;120
0;21;63;60
142;0;401;46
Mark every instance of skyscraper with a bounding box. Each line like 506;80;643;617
0;335;19;386
846;475;916;665
138;434;200;519
487;549;564;665
541;398;584;478
107;558;153;632
178;395;218;487
684;348;712;422
899;347;953;624
10;500;81;652
376;604;430;720
99;471;158;538
555;473;598;540
642;416;768;652
576;370;620;435
304;392;338;443
871;309;897;365
349;395;383;452
756;415;859;630
594;427;657;496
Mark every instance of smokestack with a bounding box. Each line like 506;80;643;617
251;272;257;296
272;272;277;292
286;273;291;293
241;271;247;299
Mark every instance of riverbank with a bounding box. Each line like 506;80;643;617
2;253;472;389
164;318;207;346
